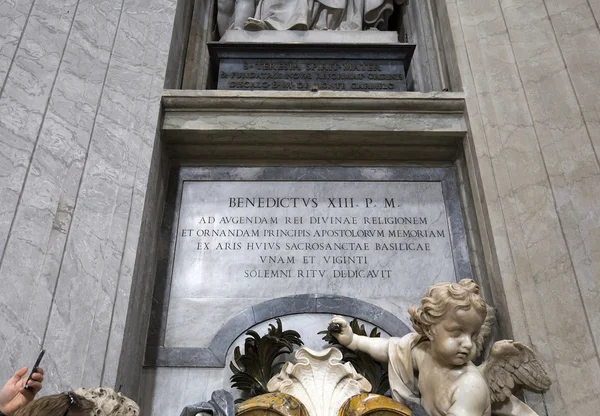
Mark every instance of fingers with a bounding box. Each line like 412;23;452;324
21;367;44;393
29;369;44;383
330;316;348;327
22;380;42;395
13;367;28;381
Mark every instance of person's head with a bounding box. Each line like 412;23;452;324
12;391;95;416
409;279;490;366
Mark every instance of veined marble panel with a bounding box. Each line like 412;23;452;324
0;0;34;87
0;0;122;387
165;297;264;348
0;0;179;397
100;0;177;392
0;0;101;382
495;0;600;410
540;0;600;354
0;0;78;265
444;0;600;412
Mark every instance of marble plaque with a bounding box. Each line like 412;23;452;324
208;43;416;92
165;178;459;347
218;59;406;92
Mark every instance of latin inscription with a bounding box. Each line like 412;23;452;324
170;182;456;300
217;59;406;92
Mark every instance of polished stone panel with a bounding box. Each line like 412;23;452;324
166;298;263;348
444;0;600;413
0;0;99;384
0;0;122;392
540;0;600;354
171;181;452;298
0;0;34;87
209;43;415;92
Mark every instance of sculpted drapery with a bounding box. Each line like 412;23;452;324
217;0;405;36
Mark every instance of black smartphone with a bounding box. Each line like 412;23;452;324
23;349;45;390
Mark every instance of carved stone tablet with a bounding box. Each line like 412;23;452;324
162;168;470;348
209;43;416;92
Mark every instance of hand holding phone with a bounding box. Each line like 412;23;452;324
0;355;45;415
23;349;45;390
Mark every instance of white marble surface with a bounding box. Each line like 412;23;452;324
165;297;263;348
0;0;34;88
0;0;118;386
166;180;454;347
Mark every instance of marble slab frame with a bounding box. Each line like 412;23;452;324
145;166;471;367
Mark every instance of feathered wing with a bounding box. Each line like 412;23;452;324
475;304;496;357
478;340;551;403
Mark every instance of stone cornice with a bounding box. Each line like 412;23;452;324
162;90;466;114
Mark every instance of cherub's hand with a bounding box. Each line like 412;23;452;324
329;316;354;347
0;367;44;414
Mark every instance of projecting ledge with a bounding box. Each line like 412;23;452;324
160;90;467;162
162;90;466;113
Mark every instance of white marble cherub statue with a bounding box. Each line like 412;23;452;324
330;279;551;416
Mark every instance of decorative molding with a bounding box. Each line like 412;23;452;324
162;90;466;113
160;91;468;162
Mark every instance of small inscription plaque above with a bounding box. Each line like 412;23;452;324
209;43;416;92
219;59;405;92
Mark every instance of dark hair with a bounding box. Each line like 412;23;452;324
12;392;95;416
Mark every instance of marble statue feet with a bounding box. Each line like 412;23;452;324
243;18;270;30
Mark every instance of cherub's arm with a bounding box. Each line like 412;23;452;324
347;334;390;363
446;374;490;416
330;316;390;362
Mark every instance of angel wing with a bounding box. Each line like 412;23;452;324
475;304;496;357
477;340;551;403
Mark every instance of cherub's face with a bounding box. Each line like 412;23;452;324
427;307;484;367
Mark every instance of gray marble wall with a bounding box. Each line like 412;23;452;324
441;0;600;413
0;0;176;398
